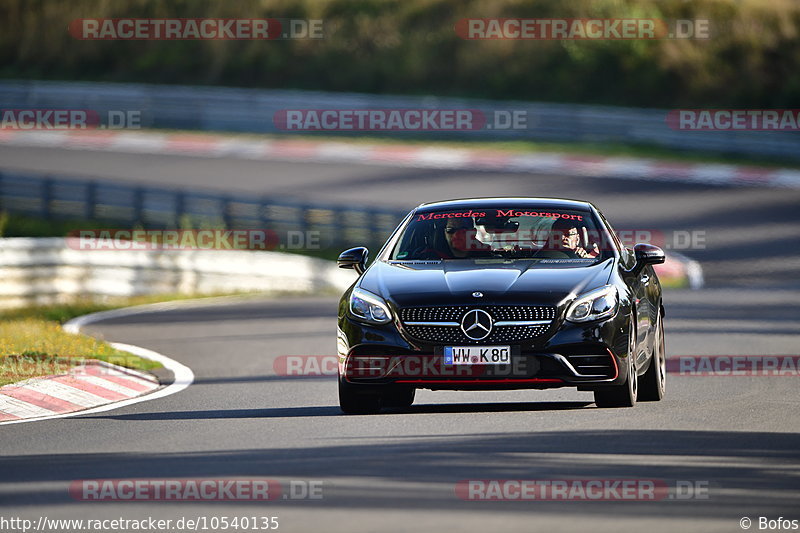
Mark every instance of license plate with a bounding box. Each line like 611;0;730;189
444;346;511;365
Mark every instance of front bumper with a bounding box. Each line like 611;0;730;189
337;311;633;391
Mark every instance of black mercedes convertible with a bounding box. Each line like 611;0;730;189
336;197;666;413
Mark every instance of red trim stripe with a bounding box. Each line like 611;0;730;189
607;348;620;380
395;378;563;384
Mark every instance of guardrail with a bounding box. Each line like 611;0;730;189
1;80;799;161
0;237;355;308
0;171;408;251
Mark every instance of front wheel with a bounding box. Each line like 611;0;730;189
382;386;415;410
338;378;382;414
639;312;666;401
594;320;638;408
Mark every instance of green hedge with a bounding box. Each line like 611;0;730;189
1;0;798;107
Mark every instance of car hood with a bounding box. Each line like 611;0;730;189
359;258;615;308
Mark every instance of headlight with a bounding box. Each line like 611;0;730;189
566;285;618;323
349;287;392;324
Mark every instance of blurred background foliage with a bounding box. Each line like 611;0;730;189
0;0;798;107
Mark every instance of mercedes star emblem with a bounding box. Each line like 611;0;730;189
461;309;493;341
472;291;483;298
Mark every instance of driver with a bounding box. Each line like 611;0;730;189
443;217;478;258
547;219;598;258
409;217;494;259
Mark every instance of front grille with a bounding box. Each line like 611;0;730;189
400;305;556;344
401;305;556;323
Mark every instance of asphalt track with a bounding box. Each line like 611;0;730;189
1;145;799;532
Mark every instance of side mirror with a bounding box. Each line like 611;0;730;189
634;243;665;267
337;247;369;275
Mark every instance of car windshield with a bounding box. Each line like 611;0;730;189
390;206;612;263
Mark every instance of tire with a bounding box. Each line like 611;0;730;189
639;312;666;402
382;386;415;410
594;319;638;408
338;378;382;414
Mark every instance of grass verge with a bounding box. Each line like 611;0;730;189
0;318;161;387
0;292;259;387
